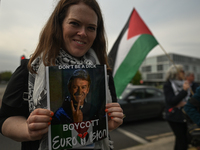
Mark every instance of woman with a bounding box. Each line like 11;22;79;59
163;64;190;150
0;0;123;149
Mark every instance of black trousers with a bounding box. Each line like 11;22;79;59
168;121;188;150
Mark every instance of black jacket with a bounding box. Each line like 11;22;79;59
163;80;188;123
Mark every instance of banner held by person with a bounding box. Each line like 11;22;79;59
108;8;158;97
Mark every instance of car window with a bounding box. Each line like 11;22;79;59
119;88;132;99
145;89;162;98
130;89;145;99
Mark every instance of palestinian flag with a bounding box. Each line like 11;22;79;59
108;8;158;97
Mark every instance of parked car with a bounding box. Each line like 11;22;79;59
118;84;165;122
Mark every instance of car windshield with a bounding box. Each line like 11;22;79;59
119;88;132;99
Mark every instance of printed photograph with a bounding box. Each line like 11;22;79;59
46;65;108;149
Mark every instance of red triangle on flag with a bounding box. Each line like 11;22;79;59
127;9;153;39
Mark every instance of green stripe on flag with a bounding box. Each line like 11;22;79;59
114;34;158;97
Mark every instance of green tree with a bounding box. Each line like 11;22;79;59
130;70;142;85
0;71;12;82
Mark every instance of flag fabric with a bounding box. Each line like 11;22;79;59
108;8;158;97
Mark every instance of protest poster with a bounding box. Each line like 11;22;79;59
46;65;108;150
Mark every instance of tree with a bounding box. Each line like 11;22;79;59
130;70;142;85
0;71;12;82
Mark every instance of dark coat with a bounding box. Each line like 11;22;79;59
163;80;188;123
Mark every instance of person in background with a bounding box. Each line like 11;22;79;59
163;64;190;150
185;71;199;96
184;86;200;150
0;0;124;150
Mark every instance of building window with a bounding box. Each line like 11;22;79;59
193;66;196;72
157;56;168;62
142;66;151;72
157;65;163;71
184;65;189;71
147;73;163;80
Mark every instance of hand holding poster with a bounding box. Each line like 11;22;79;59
46;65;108;149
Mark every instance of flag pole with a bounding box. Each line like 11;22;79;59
158;44;194;95
159;44;178;71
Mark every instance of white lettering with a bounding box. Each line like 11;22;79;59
86;121;91;128
62;119;99;131
80;122;85;129
52;136;77;149
72;137;77;145
69;124;74;130
60;138;65;147
52;136;60;149
63;124;68;131
58;65;74;69
74;122;80;129
66;137;72;147
86;65;96;68
89;129;107;142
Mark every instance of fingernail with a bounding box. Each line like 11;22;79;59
108;113;111;116
50;117;52;121
48;122;51;125
105;109;108;112
111;117;114;119
50;112;54;116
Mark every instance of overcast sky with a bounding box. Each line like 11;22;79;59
0;0;200;72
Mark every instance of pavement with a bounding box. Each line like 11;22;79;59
122;135;174;150
122;135;198;150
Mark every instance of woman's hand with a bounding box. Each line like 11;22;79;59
26;108;54;141
105;103;123;131
175;101;186;108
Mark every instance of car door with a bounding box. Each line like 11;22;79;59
121;88;146;121
143;88;164;117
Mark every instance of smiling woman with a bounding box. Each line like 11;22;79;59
62;3;98;58
0;0;123;150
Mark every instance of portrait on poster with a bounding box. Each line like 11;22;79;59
46;65;108;150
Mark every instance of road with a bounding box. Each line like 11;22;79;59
110;118;172;150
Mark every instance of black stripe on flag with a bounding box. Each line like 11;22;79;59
108;8;135;73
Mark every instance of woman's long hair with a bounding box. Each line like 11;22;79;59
28;0;110;73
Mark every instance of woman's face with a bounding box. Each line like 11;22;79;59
178;70;185;80
62;3;98;58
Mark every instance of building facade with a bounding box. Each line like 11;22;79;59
139;53;200;86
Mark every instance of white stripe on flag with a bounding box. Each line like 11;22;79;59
113;29;139;76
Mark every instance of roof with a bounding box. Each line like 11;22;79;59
126;83;155;89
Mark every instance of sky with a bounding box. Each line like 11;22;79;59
0;0;200;72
